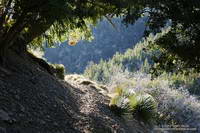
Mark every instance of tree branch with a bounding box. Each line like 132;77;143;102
0;0;13;30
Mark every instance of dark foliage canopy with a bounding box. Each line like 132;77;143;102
0;0;200;72
0;0;129;54
133;0;200;72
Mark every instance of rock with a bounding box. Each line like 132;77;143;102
0;110;10;121
0;127;6;133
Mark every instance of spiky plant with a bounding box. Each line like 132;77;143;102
109;96;129;116
128;93;157;123
109;88;157;124
109;86;130;116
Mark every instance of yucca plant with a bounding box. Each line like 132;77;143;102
109;86;130;116
109;88;157;124
128;93;157;124
109;95;130;116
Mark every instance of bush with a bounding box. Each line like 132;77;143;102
107;71;200;130
50;64;65;80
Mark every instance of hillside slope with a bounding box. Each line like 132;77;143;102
0;51;148;133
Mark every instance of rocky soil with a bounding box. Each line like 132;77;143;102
0;51;147;133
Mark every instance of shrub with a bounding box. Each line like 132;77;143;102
107;71;200;130
50;64;65;80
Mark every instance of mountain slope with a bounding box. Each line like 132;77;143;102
44;17;147;73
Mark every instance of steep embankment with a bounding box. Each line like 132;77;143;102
0;51;145;133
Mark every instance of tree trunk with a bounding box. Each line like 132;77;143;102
0;44;7;66
0;37;26;66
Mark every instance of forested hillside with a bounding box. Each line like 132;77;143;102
84;31;200;131
44;17;146;73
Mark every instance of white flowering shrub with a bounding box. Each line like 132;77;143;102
107;71;200;131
